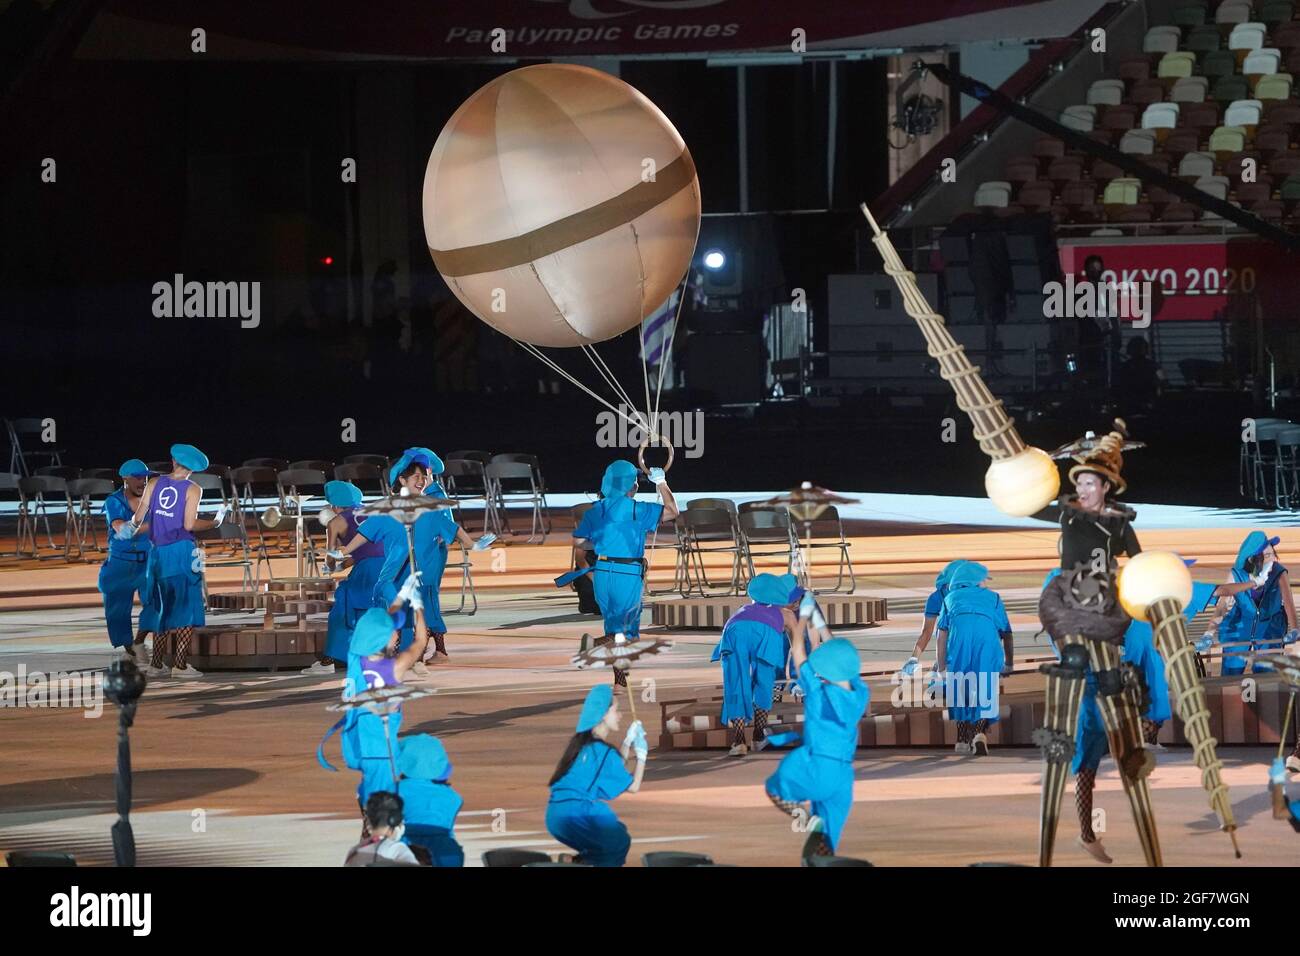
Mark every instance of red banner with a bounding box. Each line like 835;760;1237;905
1058;237;1290;323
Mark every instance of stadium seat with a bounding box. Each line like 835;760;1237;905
1109;203;1155;223
1266;103;1300;125
1119;55;1154;84
1144;25;1182;55
1060;104;1097;131
1179;100;1220;129
1254;124;1291;155
1186;25;1221;54
1228;23;1267;55
1269;153;1300;177
1086;79;1125;106
1103;177;1142;205
1280;173;1300;200
1119;128;1157;154
1236;181;1274;205
1200;49;1238;81
1090;158;1124;181
1132;79;1168;106
1171;75;1210;103
1244;49;1281;80
1209;124;1248;153
1195;174;1231;200
1256;73;1294;100
1046;157;1085;182
1261;1;1296;27
974;181;1012;207
1162;128;1202;156
1142;102;1180;131
1004;157;1040;184
1032;136;1066;160
1252;199;1285;219
1224;98;1263;128
1017;181;1055;210
1178;150;1217;178
1274;22;1300;51
1159;201;1200;222
1157;51;1198;80
1213;75;1251;103
1216;1;1253;26
1174;4;1208;29
1060;180;1098;207
1101;103;1140;130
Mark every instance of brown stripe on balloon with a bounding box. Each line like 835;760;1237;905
429;150;697;277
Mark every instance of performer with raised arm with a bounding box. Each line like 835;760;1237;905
306;479;385;675
764;593;869;861
99;458;160;664
545;684;647;867
571;459;678;687
119;444;227;679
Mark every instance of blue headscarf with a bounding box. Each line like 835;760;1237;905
346;607;403;699
949;561;989;589
808;638;860;682
324;480;363;509
169;443;209;472
600;460;638;498
936;559;968;590
1234;531;1280;571
576;684;614;732
388;447;445;488
747;573;792;605
398;734;453;783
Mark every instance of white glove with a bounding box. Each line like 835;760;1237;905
1194;634;1214;653
798;591;817;621
396;571;423;607
114;519;138;541
472;532;497;551
406;587;424;613
810;606;827;631
900;656;919;677
623;719;644;750
325;548;346;563
211;504;230;528
647;467;667;486
629;721;649;761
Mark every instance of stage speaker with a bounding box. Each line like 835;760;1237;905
685;332;764;404
686;307;763;334
828;273;939;327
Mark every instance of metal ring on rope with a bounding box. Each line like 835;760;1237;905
637;436;675;475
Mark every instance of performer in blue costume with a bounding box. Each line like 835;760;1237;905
120;443;227;679
545;684;647;866
1211;531;1297;676
338;448;491;676
935;561;1010;756
900;559;967;679
397;734;465;867
571;460;678;686
98;459;160;664
318;571;426;839
712;572;801;756
1270;758;1300;830
305;480;386;675
765;597;869;861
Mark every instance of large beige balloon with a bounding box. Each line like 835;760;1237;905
423;64;701;348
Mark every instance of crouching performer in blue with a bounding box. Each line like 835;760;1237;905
397;734;465;867
99;459;161;664
317;571;428;838
545;684;648;866
935;561;1010;756
571;460;678;687
765;596;869;861
713;572;801;757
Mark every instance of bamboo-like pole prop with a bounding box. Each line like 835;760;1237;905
1035;636;1088;867
860;203;1024;459
1149;597;1242;858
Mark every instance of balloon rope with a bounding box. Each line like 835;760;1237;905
514;340;651;435
652;282;689;425
581;344;650;435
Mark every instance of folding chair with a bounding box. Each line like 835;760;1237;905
146;460;172;474
644;510;690;597
1273;426;1300;509
287;459;335;474
334;462;386;499
16;475;67;558
447;449;492;466
81;468;120;481
444;459;500;536
4;418;63;477
196;519;258;595
64;478;115;559
738;505;798;578
794;504;857;594
36;465;80;482
277;468;329;568
0;472;22;556
490;453;553;534
229;465;281;561
680;506;746;595
1251;420;1293;505
442;537;478;615
486;460;548;543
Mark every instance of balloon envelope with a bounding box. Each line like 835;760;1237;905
423;64;701;348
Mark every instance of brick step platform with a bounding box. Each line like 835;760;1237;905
657;674;1293;751
189;623;327;672
649;593;888;630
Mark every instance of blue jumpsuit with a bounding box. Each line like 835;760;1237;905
324;509;385;662
938;585;1009;724
546;740;635;866
410;492;459;637
1219;562;1289;676
712;604;787;724
97;489;160;648
398;779;464;867
573;498;663;638
765;661;869;851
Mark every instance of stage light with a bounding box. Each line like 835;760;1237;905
703;249;726;270
983;447;1060;517
1118;551;1193;621
321;256;334;266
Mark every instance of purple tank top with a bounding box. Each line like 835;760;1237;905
148;476;194;547
342;508;384;562
729;602;786;632
360;656;398;690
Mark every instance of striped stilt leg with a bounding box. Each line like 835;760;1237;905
1087;639;1162;867
1034;635;1088;867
